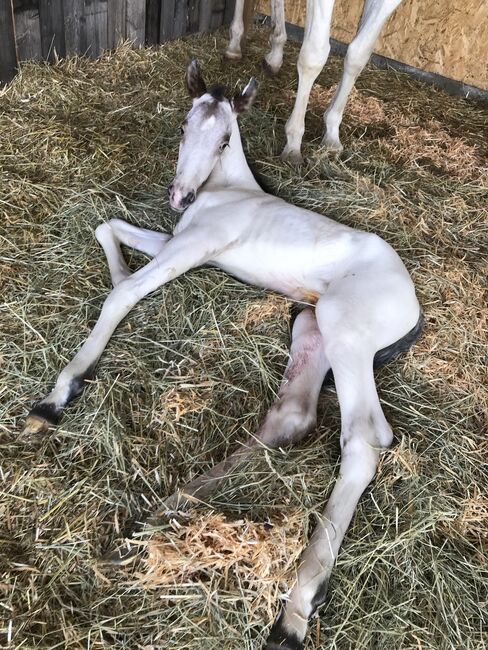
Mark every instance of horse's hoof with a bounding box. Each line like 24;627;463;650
261;58;281;77
321;136;344;154
224;50;242;61
281;147;303;166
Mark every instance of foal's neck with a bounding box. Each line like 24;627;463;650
206;119;261;192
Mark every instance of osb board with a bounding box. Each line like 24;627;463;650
256;0;488;89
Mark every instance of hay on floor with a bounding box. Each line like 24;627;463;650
1;24;487;650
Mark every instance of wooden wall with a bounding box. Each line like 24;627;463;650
257;0;488;90
0;0;235;83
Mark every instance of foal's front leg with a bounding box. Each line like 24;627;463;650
95;218;171;287
22;227;225;435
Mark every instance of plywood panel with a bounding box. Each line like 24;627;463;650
256;0;488;89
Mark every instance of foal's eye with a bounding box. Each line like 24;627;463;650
219;141;229;152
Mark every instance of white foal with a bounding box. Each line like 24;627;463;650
226;0;403;162
24;62;422;650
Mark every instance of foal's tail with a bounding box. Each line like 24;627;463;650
373;311;424;369
320;311;424;386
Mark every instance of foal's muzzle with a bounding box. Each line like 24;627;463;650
168;182;196;212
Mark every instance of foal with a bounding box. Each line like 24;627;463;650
226;0;403;161
24;62;422;649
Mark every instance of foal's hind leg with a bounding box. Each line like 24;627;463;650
154;308;330;516
265;273;419;649
95;219;171;287
322;0;402;151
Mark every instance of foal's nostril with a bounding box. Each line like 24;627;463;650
182;191;196;207
167;183;174;197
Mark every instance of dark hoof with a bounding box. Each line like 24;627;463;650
261;58;280;77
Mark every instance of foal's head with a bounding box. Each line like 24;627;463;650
168;60;257;212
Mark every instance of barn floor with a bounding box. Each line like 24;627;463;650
1;26;487;650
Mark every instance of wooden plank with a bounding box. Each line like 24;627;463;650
95;0;108;52
0;0;17;83
126;0;144;46
159;0;174;42
38;0;65;61
14;4;42;60
210;8;223;30
223;0;235;25
83;0;108;57
64;0;84;55
107;0;126;48
198;0;212;32
173;0;186;37
145;0;159;45
187;0;199;34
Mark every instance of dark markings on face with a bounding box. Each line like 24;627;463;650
199;98;223;120
208;84;227;101
265;610;304;650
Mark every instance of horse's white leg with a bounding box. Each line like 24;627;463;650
157;308;330;515
322;0;403;152
22;227;225;435
266;270;420;649
95;219;171;287
262;0;287;76
225;0;256;61
281;0;336;164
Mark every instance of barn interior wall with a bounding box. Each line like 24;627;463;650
256;0;488;90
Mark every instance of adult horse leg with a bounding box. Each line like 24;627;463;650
322;0;403;151
282;0;336;164
225;0;257;61
262;0;287;76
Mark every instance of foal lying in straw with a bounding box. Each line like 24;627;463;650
24;61;423;649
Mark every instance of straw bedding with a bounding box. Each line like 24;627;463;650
1;26;486;650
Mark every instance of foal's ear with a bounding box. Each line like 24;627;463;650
232;78;257;114
186;59;207;99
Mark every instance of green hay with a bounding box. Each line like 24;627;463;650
1;26;487;650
